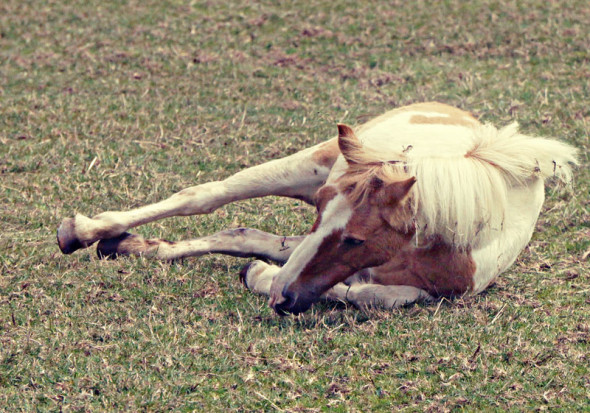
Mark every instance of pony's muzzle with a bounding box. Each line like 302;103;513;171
269;270;314;315
269;287;295;316
276;288;297;315
272;287;315;316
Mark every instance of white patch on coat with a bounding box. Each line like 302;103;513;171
470;178;545;293
271;192;353;291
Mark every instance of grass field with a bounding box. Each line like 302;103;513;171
1;0;589;411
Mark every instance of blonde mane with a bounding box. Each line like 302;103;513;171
337;122;578;248
337;161;408;207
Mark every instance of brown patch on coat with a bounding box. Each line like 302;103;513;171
370;237;476;297
311;138;339;168
96;232;165;259
406;102;479;127
409;114;477;127
356;101;480;134
404;102;478;120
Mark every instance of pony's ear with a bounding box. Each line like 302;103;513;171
378;177;416;206
337;124;363;165
378;177;416;231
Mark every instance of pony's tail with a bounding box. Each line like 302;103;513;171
466;123;579;185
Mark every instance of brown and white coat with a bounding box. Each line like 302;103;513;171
57;102;578;315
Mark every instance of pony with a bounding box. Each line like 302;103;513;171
57;102;578;315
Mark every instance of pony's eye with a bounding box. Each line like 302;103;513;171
343;236;365;246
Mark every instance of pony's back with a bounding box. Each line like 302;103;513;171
355;103;578;247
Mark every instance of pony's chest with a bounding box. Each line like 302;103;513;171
369;241;477;297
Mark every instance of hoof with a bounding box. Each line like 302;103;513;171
239;261;256;287
57;218;84;254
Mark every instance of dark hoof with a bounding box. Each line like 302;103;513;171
57;218;84;254
96;232;134;259
239;261;255;287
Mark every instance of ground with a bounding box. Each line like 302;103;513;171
0;0;589;411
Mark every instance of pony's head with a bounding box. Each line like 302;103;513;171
269;124;416;315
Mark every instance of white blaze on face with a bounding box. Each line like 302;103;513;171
269;192;353;304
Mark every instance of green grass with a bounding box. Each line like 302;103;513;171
1;0;589;410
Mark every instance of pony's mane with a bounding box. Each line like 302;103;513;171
337;122;578;248
337;161;409;207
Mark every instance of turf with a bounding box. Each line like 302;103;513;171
1;0;589;411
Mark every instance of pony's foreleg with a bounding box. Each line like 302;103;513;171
240;263;433;310
57;139;338;254
96;228;305;263
322;283;433;309
239;260;282;295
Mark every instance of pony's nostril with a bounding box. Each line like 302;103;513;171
273;287;313;315
272;287;297;316
281;287;296;307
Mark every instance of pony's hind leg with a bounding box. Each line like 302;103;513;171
57;139;338;254
96;228;305;263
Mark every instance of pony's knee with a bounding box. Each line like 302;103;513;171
171;182;228;215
